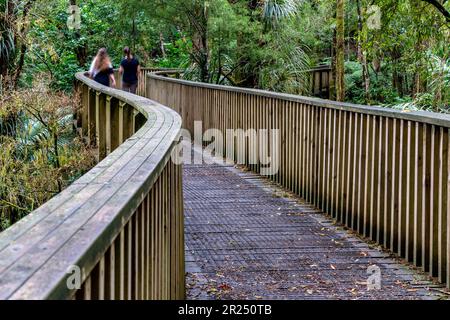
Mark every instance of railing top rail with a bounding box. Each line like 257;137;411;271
140;67;181;72
149;71;450;128
306;65;332;72
0;72;182;300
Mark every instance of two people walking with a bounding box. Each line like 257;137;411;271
89;47;140;94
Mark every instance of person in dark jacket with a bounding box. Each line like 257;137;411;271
118;47;140;94
89;48;116;88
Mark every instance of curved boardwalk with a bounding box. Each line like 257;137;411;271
184;148;447;300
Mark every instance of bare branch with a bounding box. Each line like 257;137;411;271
421;0;450;22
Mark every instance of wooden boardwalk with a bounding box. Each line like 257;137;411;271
184;148;447;300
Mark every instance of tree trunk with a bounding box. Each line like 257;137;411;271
330;29;337;100
159;32;166;58
232;0;263;88
13;0;35;89
356;0;370;103
412;37;425;98
132;18;137;54
189;2;209;82
335;0;345;102
392;68;404;96
69;0;87;66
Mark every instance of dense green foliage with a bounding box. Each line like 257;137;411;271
0;82;96;231
2;0;449;108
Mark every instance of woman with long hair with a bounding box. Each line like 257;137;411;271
118;47;140;94
89;48;116;88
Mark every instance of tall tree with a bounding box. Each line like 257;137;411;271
69;0;87;66
335;0;345;101
356;0;370;102
187;1;209;82
12;0;35;88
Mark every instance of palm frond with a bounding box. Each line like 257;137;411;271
262;0;300;28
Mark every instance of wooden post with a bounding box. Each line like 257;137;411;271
110;98;120;153
106;96;112;156
82;84;89;137
96;92;107;161
118;102;132;144
88;88;96;146
132;110;140;134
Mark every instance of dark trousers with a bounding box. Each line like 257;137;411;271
122;81;137;94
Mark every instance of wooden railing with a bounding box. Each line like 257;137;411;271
137;68;182;97
147;71;450;289
0;72;184;300
309;65;333;99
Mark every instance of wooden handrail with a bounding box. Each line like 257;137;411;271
149;70;450;127
0;72;184;300
136;68;182;97
147;70;450;289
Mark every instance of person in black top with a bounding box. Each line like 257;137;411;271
89;48;116;88
119;47;140;94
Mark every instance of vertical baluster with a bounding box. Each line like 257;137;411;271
88;88;96;145
169;163;175;299
127;220;133;299
406;121;416;262
98;257;105;300
376;116;385;244
356;114;366;233
339;110;348;224
105;96;112;155
109;98;120;152
336;109;344;222
327;108;333;215
345;112;354;227
447;131;450;289
314;107;321;205
363;115;372;237
141;199;146;299
104;246;115;300
146;194;151;300
310;107;316;204
151;181;156;299
95;92;107;161
438;127;448;283
83;276;92;300
285;101;290;190
322;108;328;213
155;176;161;299
162;169;167;299
430;125;439;276
413;123;423;267
134;205;140;300
383;118;393;248
89;263;100;300
351;113;359;231
306;106;312;202
81;84;89;137
313;107;320;206
369;116;379;240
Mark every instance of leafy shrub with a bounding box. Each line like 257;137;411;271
0;84;96;231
